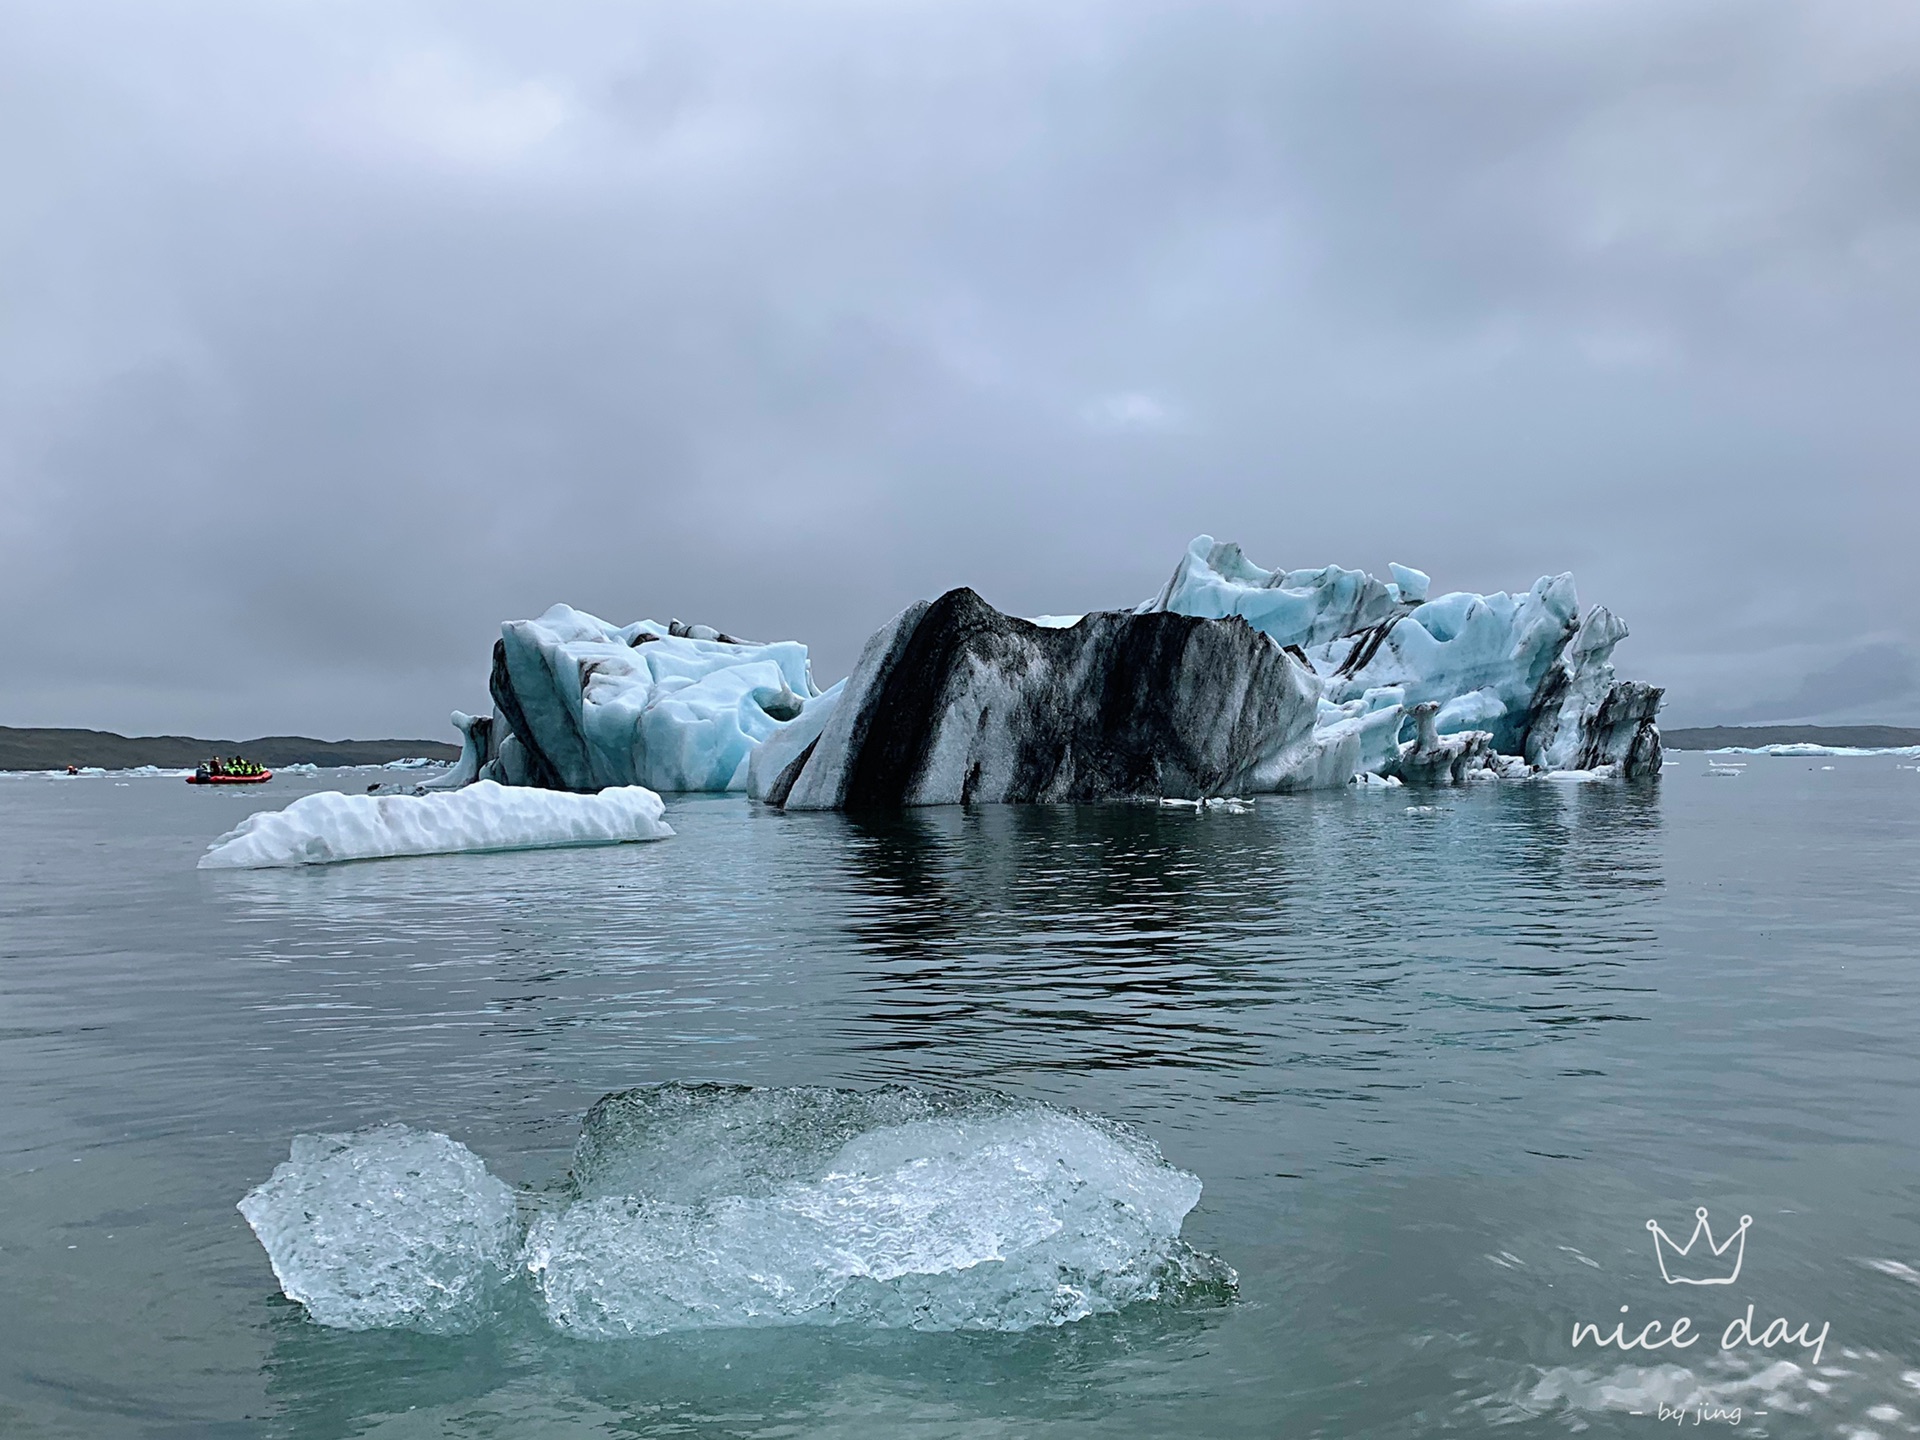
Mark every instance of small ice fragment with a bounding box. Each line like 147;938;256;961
237;1125;518;1333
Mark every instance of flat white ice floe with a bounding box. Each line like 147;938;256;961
1705;743;1920;758
198;779;672;868
239;1084;1232;1337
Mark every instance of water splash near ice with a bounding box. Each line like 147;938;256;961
238;1085;1230;1339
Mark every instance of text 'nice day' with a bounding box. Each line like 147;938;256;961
1571;1304;1829;1366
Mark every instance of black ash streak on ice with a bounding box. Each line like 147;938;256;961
789;590;1318;809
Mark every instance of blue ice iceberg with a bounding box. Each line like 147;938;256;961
450;607;827;794
1139;536;1660;783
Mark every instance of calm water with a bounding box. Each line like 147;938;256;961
2;760;1916;1438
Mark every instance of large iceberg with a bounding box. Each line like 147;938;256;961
438;534;1659;806
199;779;672;868
237;1084;1230;1337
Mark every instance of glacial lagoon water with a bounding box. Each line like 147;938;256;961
2;760;1917;1438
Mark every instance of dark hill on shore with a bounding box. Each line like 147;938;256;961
1;726;458;771
1663;724;1920;750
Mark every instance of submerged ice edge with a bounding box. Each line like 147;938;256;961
237;1090;1233;1338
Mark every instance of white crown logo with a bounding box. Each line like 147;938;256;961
1646;1207;1751;1285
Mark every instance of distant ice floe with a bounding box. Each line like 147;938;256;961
4;765;191;779
198;779;671;868
238;1084;1231;1337
1704;743;1920;758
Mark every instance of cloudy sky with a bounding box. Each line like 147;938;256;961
3;0;1915;739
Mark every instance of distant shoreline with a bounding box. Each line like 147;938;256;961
1662;724;1920;751
10;722;1915;774
0;725;458;772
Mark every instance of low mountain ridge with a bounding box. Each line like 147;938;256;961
1;726;457;772
1663;724;1920;750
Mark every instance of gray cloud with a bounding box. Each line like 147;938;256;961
1730;641;1920;726
2;0;1916;737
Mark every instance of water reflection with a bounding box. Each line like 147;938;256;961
824;785;1664;1083
257;1293;1234;1440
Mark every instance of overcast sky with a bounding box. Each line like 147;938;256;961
3;0;1916;739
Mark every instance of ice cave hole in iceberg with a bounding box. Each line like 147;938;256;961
238;1084;1232;1338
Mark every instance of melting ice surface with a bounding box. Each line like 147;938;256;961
236;1125;519;1333
239;1085;1229;1338
198;780;672;868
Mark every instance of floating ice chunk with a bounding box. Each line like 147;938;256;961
524;1084;1226;1338
237;1125;518;1333
1159;796;1255;812
198;779;672;868
238;1086;1231;1338
1027;614;1085;629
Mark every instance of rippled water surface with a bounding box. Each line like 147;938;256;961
2;760;1917;1438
